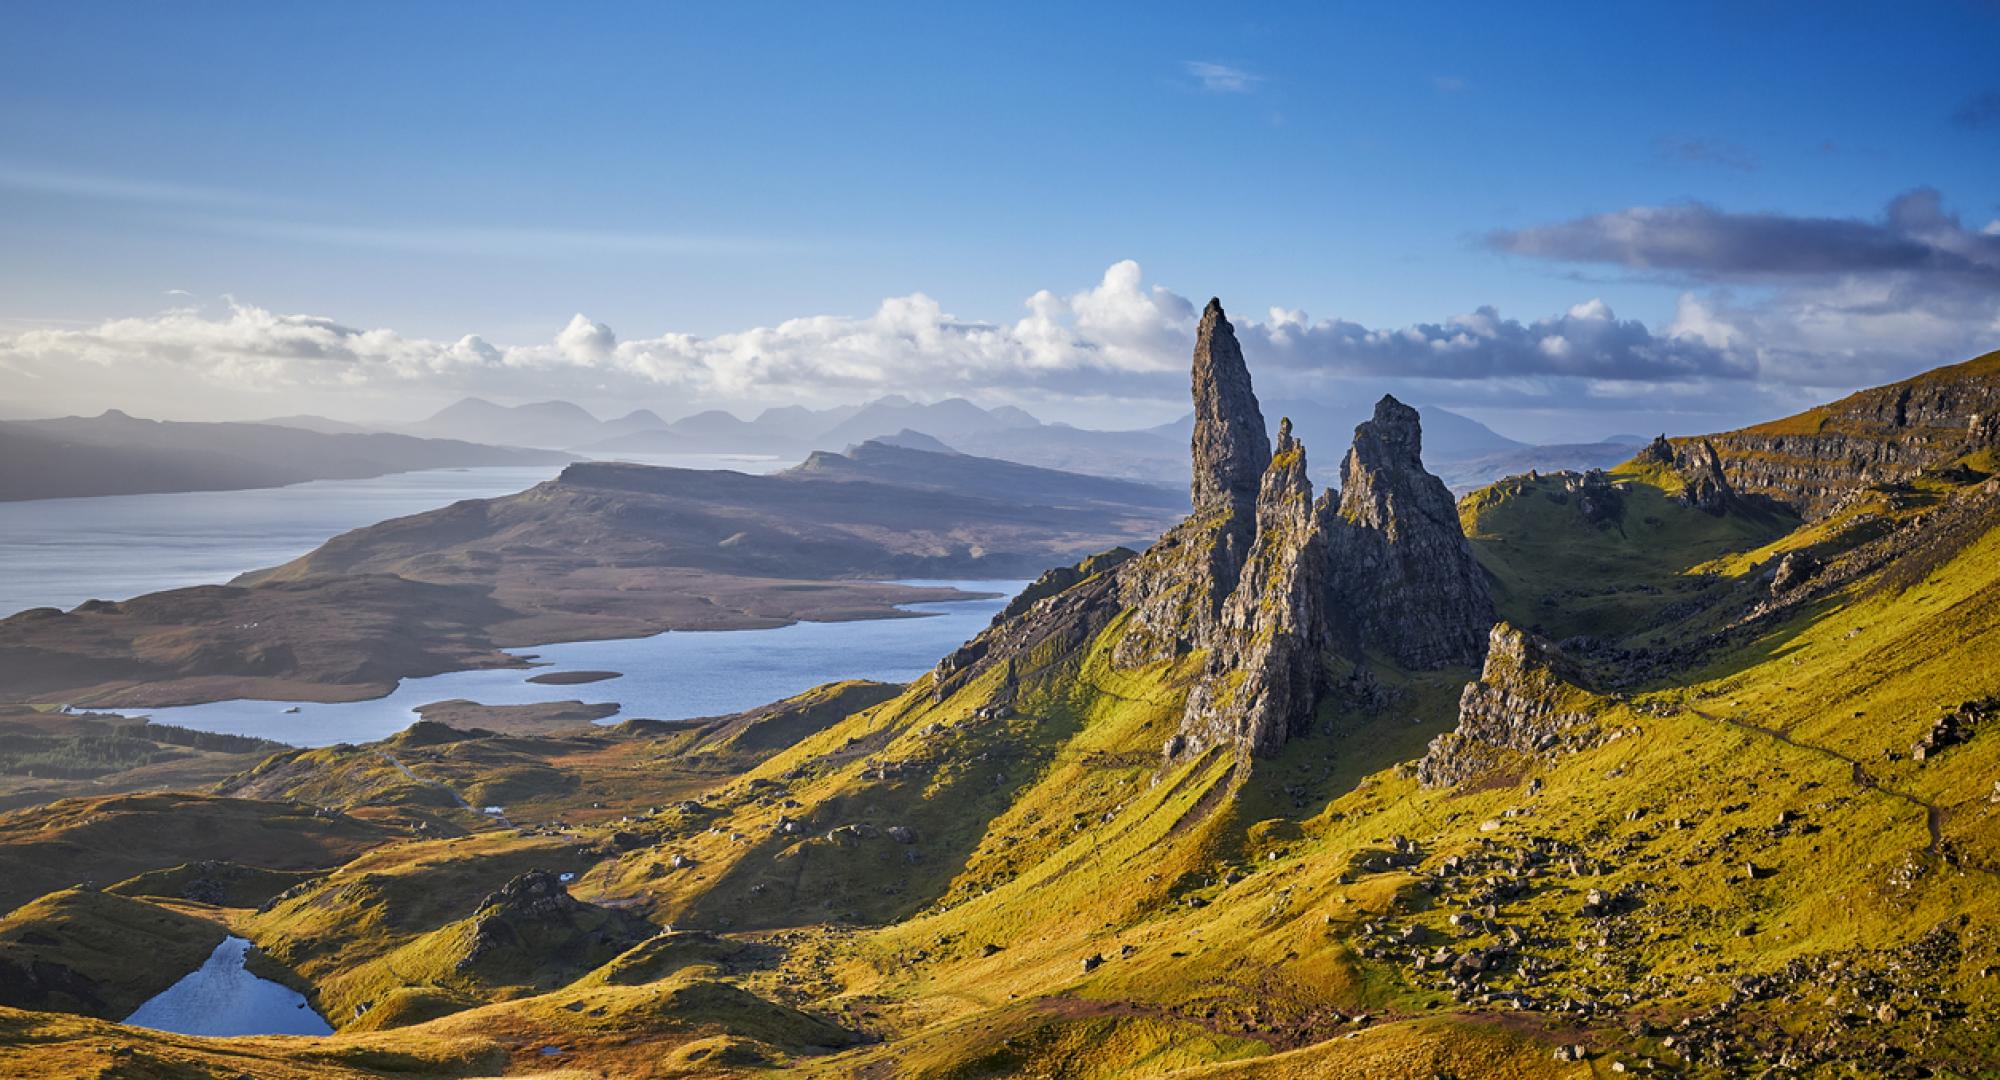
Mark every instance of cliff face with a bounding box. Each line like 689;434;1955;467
1325;397;1496;670
942;298;1497;763
1174;419;1333;758
1685;350;2000;519
1416;622;1602;788
1114;300;1272;666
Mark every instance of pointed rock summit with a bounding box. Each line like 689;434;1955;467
1325;395;1494;670
971;298;1496;761
1189;298;1271;518
1175;417;1334;757
1114;300;1274;665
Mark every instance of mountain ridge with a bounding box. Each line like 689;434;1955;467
0;413;572;502
2;327;1999;1076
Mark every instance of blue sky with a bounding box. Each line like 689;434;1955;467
1;2;1995;440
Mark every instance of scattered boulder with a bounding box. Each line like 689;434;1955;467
1770;551;1821;595
1565;469;1623;524
1418;623;1601;787
1913;697;1993;761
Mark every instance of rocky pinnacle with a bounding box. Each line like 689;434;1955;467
1122;315;1493;758
1112;299;1274;665
1326;395;1494;670
1174;417;1333;758
1189;299;1271;518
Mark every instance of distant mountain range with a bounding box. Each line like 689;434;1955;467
0;411;573;502
390;394;1044;457
267;394;1644;492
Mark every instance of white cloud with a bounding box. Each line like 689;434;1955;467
0;261;1742;415
555;315;617;364
1184;61;1262;94
0;257;1986;434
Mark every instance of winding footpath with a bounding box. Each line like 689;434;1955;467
374;750;514;828
1686;703;1993;878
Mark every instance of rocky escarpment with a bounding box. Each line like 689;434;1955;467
1638;435;1739;514
1115;300;1271;666
935;297;1494;764
1325;397;1496;670
929;551;1133;705
1174;420;1334;758
1683;349;2000;520
1416;622;1604;787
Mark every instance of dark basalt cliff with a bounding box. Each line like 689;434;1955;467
1325;396;1496;670
1416;622;1605;788
1683;350;2000;519
1174;419;1334;758
956;298;1496;762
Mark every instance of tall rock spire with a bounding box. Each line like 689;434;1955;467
1112;299;1273;666
1189;299;1271;517
1325;395;1494;669
1173;417;1333;758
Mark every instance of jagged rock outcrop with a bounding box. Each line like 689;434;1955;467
950;301;1494;762
1565;469;1623;524
1682;350;2000;519
1637;433;1737;513
1769;550;1820;595
1114;300;1270;665
1417;623;1602;787
931;550;1131;702
473;870;579;921
1190;298;1273;517
456;870;649;977
987;548;1135;627
1326;396;1495;670
1675;439;1737;514
1173;419;1333;758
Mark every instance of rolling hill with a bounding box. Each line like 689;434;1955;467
0;307;1996;1077
0;411;572;502
0;441;1184;708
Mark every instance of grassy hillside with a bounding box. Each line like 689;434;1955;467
0;366;1997;1075
0;888;228;1018
1460;463;1796;643
0;793;394;914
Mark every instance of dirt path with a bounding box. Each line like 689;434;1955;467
374;750;513;827
1686;705;1994;877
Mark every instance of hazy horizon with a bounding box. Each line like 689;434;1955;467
3;4;1995;444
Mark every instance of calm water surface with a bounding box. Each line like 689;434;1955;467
129;579;1023;747
124;936;333;1037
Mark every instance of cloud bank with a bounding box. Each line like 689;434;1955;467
4;189;1993;436
0;261;1748;421
1487;189;2000;280
1488;189;2000;389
